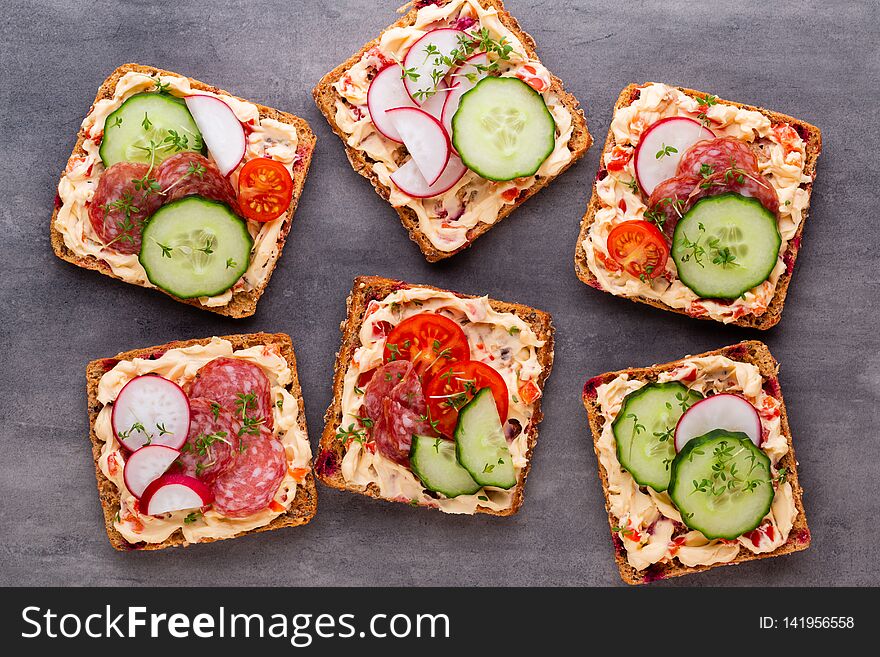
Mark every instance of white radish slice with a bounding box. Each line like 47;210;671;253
420;80;450;120
184;94;247;176
391;154;467;198
112;375;191;451
140;474;213;516
674;393;763;452
634;117;715;196
442;52;490;142
123;445;180;498
386;107;451;185
403;28;468;105
366;65;416;142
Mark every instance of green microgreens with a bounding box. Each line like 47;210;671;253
690;440;763;498
197;237;215;256
141;113;153;131
109;116;123;129
184;512;202;524
696;93;718;126
225;257;237;269
336;423;367;445
156;241;173;258
507;325;520;336
210;402;221;421
152;75;172;94
655;143;678;160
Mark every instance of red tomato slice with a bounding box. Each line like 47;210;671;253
383;313;469;381
237;157;293;222
424;361;509;437
606;220;669;279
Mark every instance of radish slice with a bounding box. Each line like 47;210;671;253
123;445;180;498
140;474;213;516
184;94;247;176
420;80;450;120
634;117;715;196
441;52;490;142
674;393;762;452
402;28;468;105
391;154;467;198
386;107;451;185
111;375;191;451
367;65;416;143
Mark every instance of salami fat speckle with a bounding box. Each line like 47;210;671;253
88;162;162;254
189;357;274;430
156;152;239;213
210;425;287;518
177;398;236;483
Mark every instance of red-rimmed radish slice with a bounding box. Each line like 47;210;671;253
674;393;762;452
403;28;468;105
184;94;246;176
123;445;180;498
140;474;213;516
390;154;466;198
367;65;415;143
442;52;490;141
386;107;451;185
634;117;715;196
111;375;191;452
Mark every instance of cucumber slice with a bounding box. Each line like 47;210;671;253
669;429;773;540
612;382;703;492
410;435;481;498
100;93;203;168
454;388;517;489
672;193;781;299
139;197;252;299
451;77;555;182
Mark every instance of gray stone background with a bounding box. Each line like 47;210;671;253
1;0;877;586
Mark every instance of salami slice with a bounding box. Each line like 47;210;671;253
189;357;274;430
676;137;760;178
177;398;236;483
363;361;412;420
646;174;699;240
88;162;163;254
373;398;432;466
210;426;287;518
687;169;780;215
155;152;239;213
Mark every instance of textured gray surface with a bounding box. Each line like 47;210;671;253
1;0;877;587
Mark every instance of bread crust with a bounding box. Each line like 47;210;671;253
312;0;592;262
315;275;554;516
86;332;318;551
51;63;316;318
582;340;810;584
574;83;822;329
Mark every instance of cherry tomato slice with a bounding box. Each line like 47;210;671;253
424;361;509;437
606;220;669;279
237;157;293;222
383;313;469;381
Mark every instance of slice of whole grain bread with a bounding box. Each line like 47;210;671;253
52;63;316;318
86;332;317;551
314;275;554;516
313;0;592;262
582;340;810;584
574;83;822;329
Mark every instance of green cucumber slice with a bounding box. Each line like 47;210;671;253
612;382;703;492
100;92;203;167
454;388;517;489
671;193;781;299
451;76;555;182
669;429;773;540
139;196;252;299
410;435;481;498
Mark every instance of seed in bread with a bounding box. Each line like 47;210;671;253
313;0;592;262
